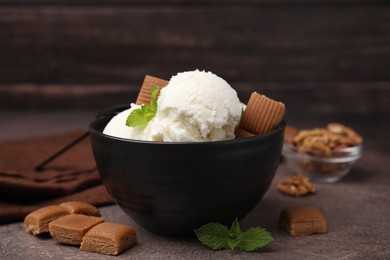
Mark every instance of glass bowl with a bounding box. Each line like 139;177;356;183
282;143;362;183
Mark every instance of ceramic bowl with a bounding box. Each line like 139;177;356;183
282;143;362;183
89;105;285;237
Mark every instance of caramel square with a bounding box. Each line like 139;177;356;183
284;125;299;143
24;205;69;235
49;214;104;245
81;222;137;256
279;206;327;237
59;201;101;217
240;92;285;135
136;75;168;105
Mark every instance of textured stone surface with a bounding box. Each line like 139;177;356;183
1;158;389;259
0;110;389;259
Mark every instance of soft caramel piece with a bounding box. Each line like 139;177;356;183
279;206;326;237
24;205;69;235
239;92;285;135
49;214;104;245
284;125;299;143
235;127;256;138
136;75;168;105
81;222;137;256
59;201;101;217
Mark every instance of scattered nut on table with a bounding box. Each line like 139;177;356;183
278;175;316;196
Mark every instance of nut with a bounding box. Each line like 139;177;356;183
285;123;362;176
288;123;362;158
327;123;362;146
278;175;316;196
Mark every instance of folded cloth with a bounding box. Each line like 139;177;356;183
0;131;114;223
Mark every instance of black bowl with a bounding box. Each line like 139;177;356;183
89;105;285;237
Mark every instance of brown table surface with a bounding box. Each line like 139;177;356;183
0;108;389;260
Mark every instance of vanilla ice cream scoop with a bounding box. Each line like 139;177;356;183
103;70;242;142
102;105;152;140
149;70;242;142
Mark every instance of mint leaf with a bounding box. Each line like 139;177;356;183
195;219;273;252
126;107;149;126
194;222;230;250
126;86;159;127
150;86;159;110
237;227;273;251
227;218;241;249
230;218;241;237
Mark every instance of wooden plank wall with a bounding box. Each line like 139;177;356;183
0;0;389;110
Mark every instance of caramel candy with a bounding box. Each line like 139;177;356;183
240;92;285;135
81;222;137;256
24;205;69;235
59;201;101;217
279;206;327;237
49;214;104;245
136;75;168;105
235;128;256;138
284;125;299;143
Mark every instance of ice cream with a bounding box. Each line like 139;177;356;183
103;70;242;142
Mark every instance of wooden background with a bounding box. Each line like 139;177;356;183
0;0;389;111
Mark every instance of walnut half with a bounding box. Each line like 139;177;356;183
278;175;316;196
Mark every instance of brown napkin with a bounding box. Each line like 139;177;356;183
0;131;114;223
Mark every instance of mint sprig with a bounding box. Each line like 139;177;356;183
126;86;159;127
194;218;273;252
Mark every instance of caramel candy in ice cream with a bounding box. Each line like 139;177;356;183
24;205;69;235
235;128;256;138
136;75;168;105
279;206;327;237
240;92;285;135
49;214;104;245
81;222;137;256
59;201;101;217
